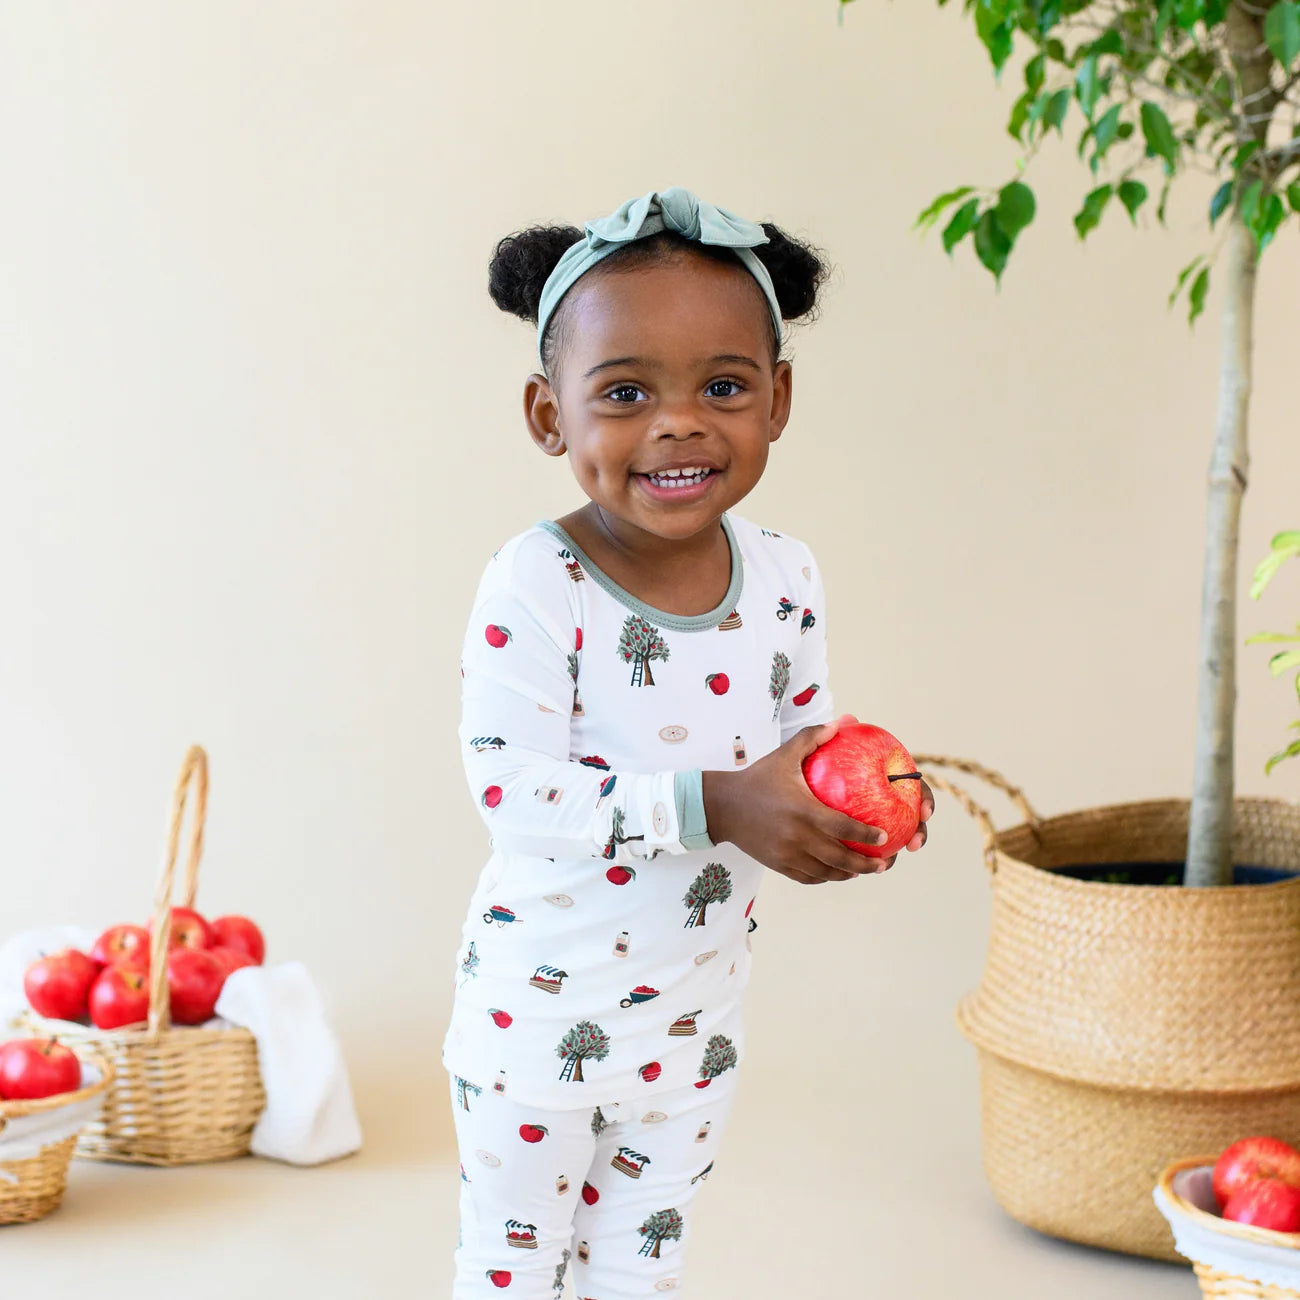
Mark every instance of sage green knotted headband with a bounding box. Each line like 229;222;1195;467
535;186;784;364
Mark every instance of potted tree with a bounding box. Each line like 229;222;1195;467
838;0;1300;1262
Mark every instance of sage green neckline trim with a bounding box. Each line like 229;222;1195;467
537;516;744;632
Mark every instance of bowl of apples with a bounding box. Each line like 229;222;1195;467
0;1038;114;1224
1155;1137;1300;1297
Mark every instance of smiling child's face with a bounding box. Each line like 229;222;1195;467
523;251;793;544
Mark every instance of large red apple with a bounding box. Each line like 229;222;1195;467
0;1038;81;1100
801;723;922;858
209;946;258;982
1214;1137;1300;1207
166;948;224;1024
24;949;98;1021
149;906;213;951
1223;1177;1300;1233
211;915;265;965
89;965;151;1030
91;924;151;969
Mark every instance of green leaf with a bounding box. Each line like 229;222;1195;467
1092;103;1123;166
1269;651;1300;678
1240;178;1264;226
1025;51;1046;94
942;198;981;255
1264;739;1300;776
1076;54;1101;118
1265;1;1300;68
1287;182;1300;214
1119;180;1148;224
1246;631;1300;644
1169;256;1204;307
995;181;1037;241
1257;193;1288;253
974;210;1012;281
1250;533;1300;598
1209;181;1233;228
916;186;976;231
1074;184;1113;238
1188;266;1210;325
1087;29;1124;57
1156;0;1175;39
1175;0;1205;31
1009;91;1034;142
1141;102;1180;171
976;4;1015;73
1044;88;1072;133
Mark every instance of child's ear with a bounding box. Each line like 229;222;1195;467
524;374;566;457
768;360;793;444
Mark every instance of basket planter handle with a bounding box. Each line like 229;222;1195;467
146;745;209;1036
912;754;1042;872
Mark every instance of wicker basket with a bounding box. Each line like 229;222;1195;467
1155;1157;1300;1298
24;746;265;1165
0;1049;114;1224
915;755;1300;1263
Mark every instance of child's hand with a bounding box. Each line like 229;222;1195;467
702;717;927;885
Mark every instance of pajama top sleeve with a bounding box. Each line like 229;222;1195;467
459;537;712;863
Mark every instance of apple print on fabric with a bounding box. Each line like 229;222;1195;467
683;863;732;927
613;1145;651;1178
792;684;821;708
518;1123;549;1143
556;1020;611;1082
485;625;512;648
618;614;670;687
505;1219;539;1249
606;864;636;886
482;785;503;809
705;673;729;695
486;1268;512;1288
769;651;792;720
529;965;568;994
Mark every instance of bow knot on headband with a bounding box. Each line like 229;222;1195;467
535;186;784;362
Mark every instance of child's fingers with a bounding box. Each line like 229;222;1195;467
919;779;936;820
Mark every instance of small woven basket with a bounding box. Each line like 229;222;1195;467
1155;1157;1300;1298
0;1049;114;1224
24;746;265;1165
915;755;1300;1262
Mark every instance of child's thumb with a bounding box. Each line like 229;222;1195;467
789;719;839;759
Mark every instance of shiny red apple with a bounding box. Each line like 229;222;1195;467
1214;1137;1300;1207
166;948;224;1024
91;924;150;969
24;949;98;1021
0;1037;81;1100
211;915;265;965
149;906;213;951
89;965;151;1030
1223;1177;1300;1233
802;722;922;858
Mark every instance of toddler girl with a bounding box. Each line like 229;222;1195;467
444;186;934;1299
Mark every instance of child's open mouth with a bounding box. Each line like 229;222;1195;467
635;467;718;501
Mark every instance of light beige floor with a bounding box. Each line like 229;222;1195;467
4;1056;1197;1299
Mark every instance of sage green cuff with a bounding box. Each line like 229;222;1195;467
675;768;714;851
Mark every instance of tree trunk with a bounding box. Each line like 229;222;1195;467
643;658;655;687
573;1055;585;1083
1185;216;1258;887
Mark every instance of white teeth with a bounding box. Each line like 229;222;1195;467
646;467;712;489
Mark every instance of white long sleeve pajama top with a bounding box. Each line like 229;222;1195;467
442;513;835;1110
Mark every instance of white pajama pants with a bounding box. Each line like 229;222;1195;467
448;1070;738;1298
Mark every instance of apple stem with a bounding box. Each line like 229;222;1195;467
889;773;923;783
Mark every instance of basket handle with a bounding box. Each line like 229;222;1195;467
146;745;209;1035
912;753;1042;872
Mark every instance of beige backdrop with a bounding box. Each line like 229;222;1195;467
3;1;1297;1295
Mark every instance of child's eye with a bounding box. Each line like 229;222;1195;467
707;379;745;398
605;384;644;404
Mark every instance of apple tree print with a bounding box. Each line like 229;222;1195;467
602;805;645;860
638;1207;683;1259
769;650;791;719
454;1075;482;1112
568;650;584;716
618;614;670;687
699;1033;737;1084
556;1019;611;1082
683;862;732;928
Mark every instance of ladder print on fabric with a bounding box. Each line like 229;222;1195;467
638;1208;683;1258
529;965;568;995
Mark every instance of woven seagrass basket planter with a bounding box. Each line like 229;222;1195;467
0;1049;113;1224
915;756;1300;1263
24;746;265;1166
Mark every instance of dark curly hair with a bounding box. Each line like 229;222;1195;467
488;219;832;381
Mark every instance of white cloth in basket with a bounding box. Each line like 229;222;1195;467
215;960;362;1166
1154;1166;1300;1290
0;1061;108;1173
1;929;362;1167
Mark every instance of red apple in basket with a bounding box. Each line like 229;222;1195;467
91;923;150;969
801;723;923;858
24;949;98;1021
149;906;213;951
1214;1137;1300;1207
1223;1177;1300;1233
211;915;265;965
209;946;257;982
166;948;224;1025
89;965;151;1030
0;1037;81;1100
